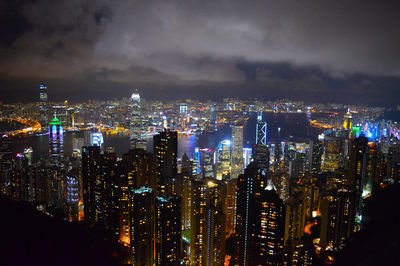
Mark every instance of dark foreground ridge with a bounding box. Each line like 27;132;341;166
0;198;122;266
335;183;400;265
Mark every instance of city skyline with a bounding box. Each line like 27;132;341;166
1;1;400;265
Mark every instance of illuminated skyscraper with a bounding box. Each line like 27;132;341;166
236;161;285;265
130;186;154;266
322;136;343;172
320;189;356;249
130;92;146;149
49;114;64;169
256;111;267;146
192;147;201;178
155;195;181;265
0;135;12;196
231;125;244;179
39;84;49;129
118;148;154;245
242;147;252;169
48;114;64;207
82;145;101;224
252;143;269;172
255;184;285;265
215;140;231;180
343;109;352;130
235;162;269;265
200;148;214;179
154;130;178;194
348;136;369;225
190;179;226;265
309;140;323;175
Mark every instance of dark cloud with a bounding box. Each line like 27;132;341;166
0;0;399;104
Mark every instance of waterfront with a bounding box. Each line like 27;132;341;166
8;112;321;162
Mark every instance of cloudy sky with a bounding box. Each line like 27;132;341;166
1;0;399;105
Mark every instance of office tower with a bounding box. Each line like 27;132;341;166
154;129;178;180
156;195;181;265
181;174;192;230
0;135;12;196
66;169;79;221
236;161;285;265
309;140;323;175
49;114;64;170
320;189;356;249
343;109;352;130
243;147;252;169
200;148;214;179
225;178;237;237
284;194;306;246
208;105;217;132
235;162;268;265
39;84;49;129
89;132;104;147
181;153;192;178
48;114;64;207
119;148;154;245
365;142;377;197
190;179;226;265
130;92;146;149
192;146;201;178
82;145;101;225
285;138;297;162
387;144;400;183
100;151;120;239
215;140;231;180
322;136;343;172
255;184;285;265
252;143;269;172
256;111;267;145
231;125;244;179
130;187;154;266
348;136;368;224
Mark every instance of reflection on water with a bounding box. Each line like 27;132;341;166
9;112;321;162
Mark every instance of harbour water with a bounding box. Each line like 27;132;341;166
8;112;321;162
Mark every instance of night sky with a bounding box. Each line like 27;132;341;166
1;1;400;105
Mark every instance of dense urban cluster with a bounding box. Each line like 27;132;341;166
1;85;400;265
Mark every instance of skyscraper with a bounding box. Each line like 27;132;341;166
39;84;49;130
155;195;181;265
320;189;356;249
190;179;226;265
236;161;285;265
130;92;146;149
322;136;343;172
200;148;214;179
256;111;267;146
49;114;64;170
309;140;323;175
348;135;369;225
231;125;244;179
215;140;231;180
0;135;12;196
235;162;268;265
82;145;101;224
154;129;178;179
154;129;178;194
48;114;64;207
130;186;155;266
